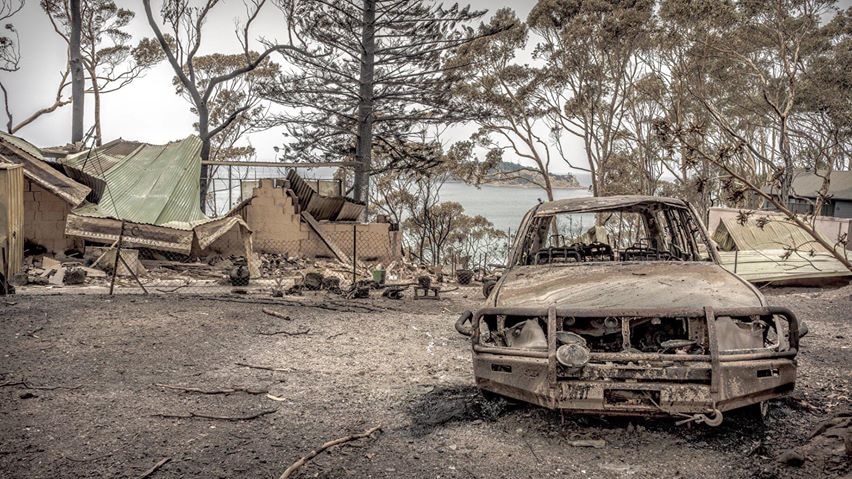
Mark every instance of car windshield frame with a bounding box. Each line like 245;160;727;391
509;200;718;267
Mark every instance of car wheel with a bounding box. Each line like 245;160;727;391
480;389;518;406
744;401;770;424
482;280;496;298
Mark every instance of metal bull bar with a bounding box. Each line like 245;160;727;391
456;305;800;407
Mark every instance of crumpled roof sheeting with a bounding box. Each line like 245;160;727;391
71;136;208;228
718;250;851;283
65;213;253;256
287;169;365;221
65;213;194;253
712;216;831;253
0;132;90;207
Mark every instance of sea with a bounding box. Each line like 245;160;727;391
210;168;592;233
437;181;591;233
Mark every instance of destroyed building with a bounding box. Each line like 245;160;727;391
0;132;91;257
58;136;256;273
229;170;401;264
709;207;851;284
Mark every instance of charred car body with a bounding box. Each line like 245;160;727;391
456;196;802;426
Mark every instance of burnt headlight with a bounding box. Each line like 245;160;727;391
556;331;590;368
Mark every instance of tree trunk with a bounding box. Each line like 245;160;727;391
88;65;103;146
353;0;376;213
70;0;84;144
198;105;211;213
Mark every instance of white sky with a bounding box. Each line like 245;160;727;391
3;0;850;176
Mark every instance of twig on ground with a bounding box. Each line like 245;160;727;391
278;425;383;479
0;380;82;390
257;329;310;336
23;326;44;339
326;332;346;341
192;295;395;314
156;284;189;293
139;457;171;478
235;362;297;373
154;383;268;395
262;308;292;320
151;409;277;421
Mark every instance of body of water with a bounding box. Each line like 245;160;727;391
438;181;591;233
211;170;592;233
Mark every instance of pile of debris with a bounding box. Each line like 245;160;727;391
12;254;106;287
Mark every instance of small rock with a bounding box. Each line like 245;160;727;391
19;391;36;400
777;450;805;467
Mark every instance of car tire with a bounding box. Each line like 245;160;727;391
744;401;770;424
480;389;518;406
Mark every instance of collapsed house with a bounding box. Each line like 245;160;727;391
0;132;91;258
56;136;256;273
709;208;851;284
230;170;401;264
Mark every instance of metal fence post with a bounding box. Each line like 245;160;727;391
109;220;126;295
352;222;357;285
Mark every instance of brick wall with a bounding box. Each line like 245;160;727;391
237;179;401;262
23;181;80;254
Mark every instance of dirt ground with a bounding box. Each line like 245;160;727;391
0;284;849;479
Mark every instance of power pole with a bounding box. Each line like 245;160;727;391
69;0;84;144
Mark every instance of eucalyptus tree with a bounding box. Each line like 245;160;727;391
655;0;852;270
42;0;164;145
264;0;494;206
142;0;310;212
449;9;562;201
528;0;655;196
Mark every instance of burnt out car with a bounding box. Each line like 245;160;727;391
455;196;802;426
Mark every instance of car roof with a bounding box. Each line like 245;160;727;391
533;195;689;216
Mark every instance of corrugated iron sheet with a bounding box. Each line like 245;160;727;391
719;250;851;283
286;169;364;221
72;136;208;227
0;133;90;207
712;215;831;252
0;163;24;274
65;213;254;257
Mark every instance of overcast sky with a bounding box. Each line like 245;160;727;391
3;0;849;176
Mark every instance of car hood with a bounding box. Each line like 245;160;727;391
490;262;765;310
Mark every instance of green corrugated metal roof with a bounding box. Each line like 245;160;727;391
72;136;209;229
0;131;45;161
